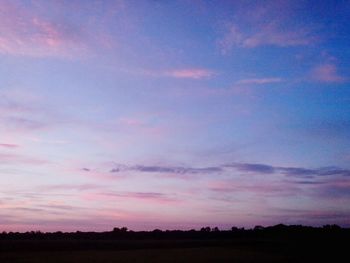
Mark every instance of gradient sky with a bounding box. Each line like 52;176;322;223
0;0;350;231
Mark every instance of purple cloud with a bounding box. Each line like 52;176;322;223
107;162;350;178
110;164;223;174
310;64;346;83
88;191;179;204
4;117;46;130
226;163;276;174
278;167;316;177
219;22;315;53
0;1;89;57
228;163;350;177
218;1;318;53
317;184;350;198
284;167;350;177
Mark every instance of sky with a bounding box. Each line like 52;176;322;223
0;0;350;232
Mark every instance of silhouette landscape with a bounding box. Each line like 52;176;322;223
1;0;350;262
0;224;349;262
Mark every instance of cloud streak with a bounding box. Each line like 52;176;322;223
107;162;350;178
80;191;179;205
310;64;346;83
218;1;318;53
164;69;215;79
0;143;19;148
226;163;275;174
137;68;216;80
279;166;350;177
219;22;315;53
236;78;283;85
110;164;223;174
0;153;47;165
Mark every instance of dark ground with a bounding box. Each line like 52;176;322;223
0;225;348;262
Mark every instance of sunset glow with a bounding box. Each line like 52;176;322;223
0;0;349;231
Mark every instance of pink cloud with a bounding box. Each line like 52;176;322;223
137;68;216;80
0;153;48;165
0;89;60;134
0;143;19;148
311;64;346;83
37;184;104;192
207;178;302;198
236;77;283;85
29;137;69;145
0;89;38;116
118;117;145;127
82;191;179;205
164;68;216;79
0;1;87;57
79;168;124;181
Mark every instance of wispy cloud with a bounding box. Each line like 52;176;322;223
281;165;350;177
0;1;87;57
310;64;346;83
317;183;350;198
107;162;350;178
0;89;38;116
0;153;47;165
218;1;318;53
223;162;350;178
226;163;275;174
293;180;327;185
0;89;65;136
208;180;300;197
278;167;316;177
3;117;46;131
244;24;314;48
136;68;216;80
110;164;223;174
0;143;19;148
164;68;215;79
102;191;178;203
236;78;283;85
219;22;315;53
81;191;179;205
37;184;103;192
229;163;350;177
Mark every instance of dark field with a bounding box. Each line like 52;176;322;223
0;246;301;263
0;225;348;262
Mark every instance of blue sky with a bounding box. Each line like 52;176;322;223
0;0;349;231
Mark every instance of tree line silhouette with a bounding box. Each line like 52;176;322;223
0;224;348;255
0;224;347;240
